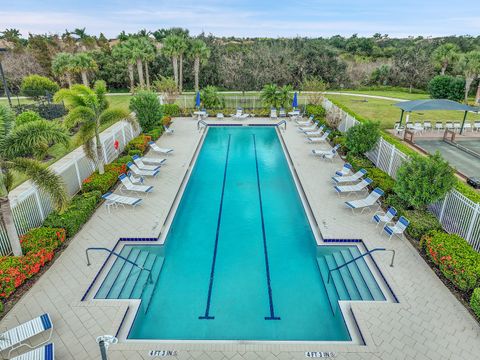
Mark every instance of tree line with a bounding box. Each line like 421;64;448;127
1;28;480;100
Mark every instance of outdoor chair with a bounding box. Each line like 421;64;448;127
445;121;454;130
435;122;444;132
119;174;153;194
279;108;286;117
335;163;353;176
332;169;367;184
453;122;461;132
270;108;278;119
138;156;166;165
148;141;173;155
372;207;397;228
312;144;340;161
164;125;174;135
474;121;480;132
382;216;410;240
463;122;472;132
102;192;142;212
307;130;330;143
423;121;432;131
11;343;54;360
305;126;326;137
296;115;314;126
344;188;384;214
127;162;160;177
299;123;320;132
334;178;373;195
132;155;161;171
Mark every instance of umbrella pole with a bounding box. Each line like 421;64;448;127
398;110;405;126
460;111;468;135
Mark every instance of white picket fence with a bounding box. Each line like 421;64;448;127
0;120;140;256
323;98;480;251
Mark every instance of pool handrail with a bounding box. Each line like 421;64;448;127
197;119;208;130
327;248;395;283
85;247;153;283
276;120;287;130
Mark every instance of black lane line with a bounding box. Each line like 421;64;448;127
199;134;232;320
252;134;281;320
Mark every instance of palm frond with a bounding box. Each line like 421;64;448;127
63;106;95;129
1;120;70;159
76;121;96;161
6;158;69;211
98;108;132;127
0;105;15;147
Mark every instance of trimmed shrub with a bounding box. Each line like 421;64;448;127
384;194;410;213
20;227;66;254
306;104;326;119
82;164;126;193
403;209;442;240
427;75;465;102
44;191;101;237
15;111;44;126
421;231;480;291
147;127;164;141
116;155;134;165
395;152;456;209
471;288;480;319
129;91;163;132
20;75;59;99
345;120;381;155
125;134;152;154
368;167;395;195
346;153;375;171
201;86;224;109
127;150;142;157
161;104;181;117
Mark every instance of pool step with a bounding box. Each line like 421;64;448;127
348;247;385;301
316;257;340;315
139;255;165;313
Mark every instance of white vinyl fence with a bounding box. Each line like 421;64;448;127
0;120;140;256
323;98;480;251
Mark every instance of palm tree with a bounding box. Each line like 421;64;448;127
52;52;75;87
189;39;210;92
70;28;96;51
432;43;460;75
456;51;480;103
72;52;97;87
112;42;136;93
0;105;69;256
54;81;138;174
162;35;184;90
140;37;156;90
177;37;188;93
260;84;280;108
278;85;293;108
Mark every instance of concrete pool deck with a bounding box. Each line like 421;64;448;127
1;117;479;359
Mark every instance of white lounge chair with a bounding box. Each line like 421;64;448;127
0;313;53;358
102;192;142;212
372;207;397;228
312;144;340;161
336;163;353;176
132;155;161;171
232;113;249;120
423;121;432;131
332;169;367;184
270;108;278;119
11;343;54;360
296;115;314;126
148;141;173;155
435;122;444;132
305;126;326;136
139;156;166;165
307;130;330;142
383;216;410;240
334;178;372;195
298;123;319;132
163;125;174;135
474;121;480;132
119;174;153;194
453;122;461;132
279;108;286;117
344;188;384;214
127;171;144;185
230;108;243;117
127;162;159;177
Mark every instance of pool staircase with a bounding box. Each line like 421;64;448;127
94;246;164;312
317;246;387;315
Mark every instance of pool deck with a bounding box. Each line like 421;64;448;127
1;117;479;360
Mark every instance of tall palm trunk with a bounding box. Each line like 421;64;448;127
128;63;135;93
194;56;200;92
172;56;179;88
66;73;73;88
95;121;105;174
0;196;22;256
81;71;89;87
179;53;184;93
144;61;150;90
136;58;145;88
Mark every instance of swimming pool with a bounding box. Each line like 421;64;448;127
95;126;387;341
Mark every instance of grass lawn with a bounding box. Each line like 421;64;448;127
326;94;480;130
332;89;430;100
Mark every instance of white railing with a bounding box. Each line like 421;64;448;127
0;120;140;255
323;98;480;252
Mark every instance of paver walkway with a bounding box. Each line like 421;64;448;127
1;117;479;360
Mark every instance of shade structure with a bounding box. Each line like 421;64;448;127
394;99;479;134
195;91;201;108
292;92;298;108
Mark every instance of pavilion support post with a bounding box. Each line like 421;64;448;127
460;111;468;135
398;109;404;126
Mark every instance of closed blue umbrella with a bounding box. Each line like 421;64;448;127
292;92;298;108
195;91;201;108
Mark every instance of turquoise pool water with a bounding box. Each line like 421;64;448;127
125;126;354;341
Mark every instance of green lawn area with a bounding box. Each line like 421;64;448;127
326;94;480;130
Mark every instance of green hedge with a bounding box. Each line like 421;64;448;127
20;227;66;254
421;231;480;291
44;191;101;237
471;288;480;319
161;104;181;117
146;126;164;141
403;210;442;240
345;153;395;195
306;104;326;119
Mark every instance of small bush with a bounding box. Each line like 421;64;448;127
395;152;456;209
129;91;163;132
306;104;326;119
44;191;101;237
127;150;142;157
345;120;381;155
161;104;181;117
125;134;151;153
421;231;480;291
116;155;134;164
20;227;66;254
345;153;375;171
15;111;44;126
368;167;396;195
384;194;410;213
82;164;126;193
20;75;59;99
403;209;442;240
147;127;164;141
427;75;465;102
471;288;480;319
201;86;224;109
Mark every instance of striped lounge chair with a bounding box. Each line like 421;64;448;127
345;188;384;214
383;216;410;240
11;343;54;360
148;141;173;155
102;192;142;212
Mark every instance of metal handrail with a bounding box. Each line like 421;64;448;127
327;248;395;283
276;120;287;130
86;247;152;283
197;119;208;130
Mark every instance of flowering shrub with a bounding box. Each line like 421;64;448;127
0;228;65;300
125;134;151;153
82;164;126;194
421;231;480;291
44;191;101;237
471;288;480;319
